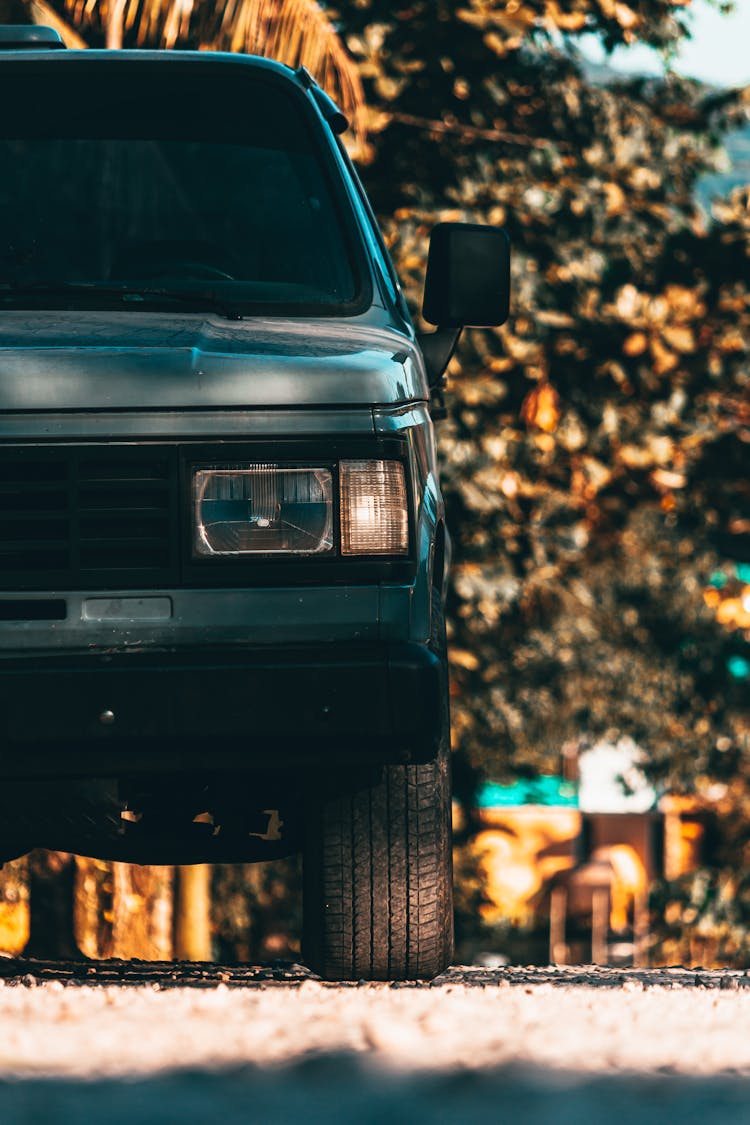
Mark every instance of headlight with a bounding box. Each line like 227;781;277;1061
340;460;409;556
193;465;333;556
192;459;409;558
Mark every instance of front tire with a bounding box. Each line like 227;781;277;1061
302;599;453;982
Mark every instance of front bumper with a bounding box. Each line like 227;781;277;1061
0;642;443;779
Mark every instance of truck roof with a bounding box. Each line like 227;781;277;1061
0;33;347;127
0;25;66;48
0;30;294;81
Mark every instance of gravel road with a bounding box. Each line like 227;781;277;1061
3;960;750;1122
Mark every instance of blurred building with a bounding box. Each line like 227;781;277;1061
466;738;713;965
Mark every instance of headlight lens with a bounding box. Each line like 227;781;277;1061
193;465;333;556
340;460;409;556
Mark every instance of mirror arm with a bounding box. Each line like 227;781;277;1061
417;325;462;420
419;324;462;383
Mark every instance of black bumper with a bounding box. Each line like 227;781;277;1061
0;644;444;778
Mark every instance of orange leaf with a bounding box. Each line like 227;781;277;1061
622;332;648;357
521;381;561;433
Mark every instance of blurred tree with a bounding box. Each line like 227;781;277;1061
338;0;749;792
174;865;212;961
0;856;29;956
69;857;173;959
211;859;301;963
26;850;78;959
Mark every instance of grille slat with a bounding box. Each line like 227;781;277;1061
0;493;68;513
0;537;70;552
78;537;169;547
0;510;69;521
0;483;68;493
0;447;178;590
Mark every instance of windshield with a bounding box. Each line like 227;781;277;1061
0;61;363;314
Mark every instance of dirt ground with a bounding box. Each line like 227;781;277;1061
2;962;750;1122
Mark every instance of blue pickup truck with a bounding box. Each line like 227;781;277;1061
0;25;510;979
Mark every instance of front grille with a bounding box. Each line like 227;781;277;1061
0;437;416;593
0;447;179;590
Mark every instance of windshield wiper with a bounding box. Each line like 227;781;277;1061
0;282;243;320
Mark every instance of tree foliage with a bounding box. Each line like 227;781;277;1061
339;0;749;786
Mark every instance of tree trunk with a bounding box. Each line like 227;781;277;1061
74;856;114;959
0;855;30;956
111;863;174;959
174;865;212;961
74;859;174;959
26;850;79;960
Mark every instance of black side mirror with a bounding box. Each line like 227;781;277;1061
419;222;511;389
423;222;511;328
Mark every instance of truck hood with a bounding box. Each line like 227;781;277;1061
0;311;426;411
